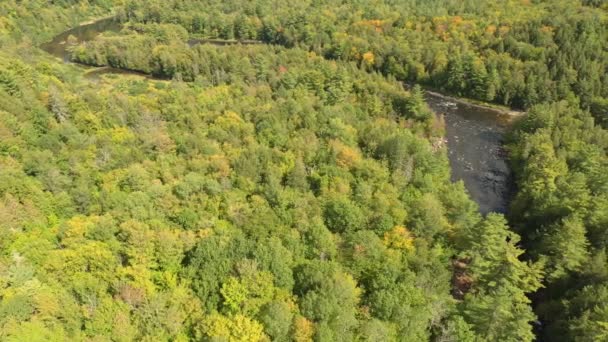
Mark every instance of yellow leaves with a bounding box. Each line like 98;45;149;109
229;315;266;342
334;32;349;42
72;110;100;133
540;25;554;34
362;51;375;66
430;15;477;41
33;286;61;319
0;16;15;32
278;151;296;176
217;110;245;126
321;9;338;20
196;85;231;107
432;52;449;74
220;263;277;316
350;46;360;60
383;225;415;252
354;19;385;33
337;147;361;168
214;110;250;134
118;265;156;297
485;25;497;35
208;154;232;178
46;241;117;282
293;316;315;342
330;140;361;169
211;110;255;147
108;127;136;144
61;215;96;245
221;277;249;313
202;313;266;342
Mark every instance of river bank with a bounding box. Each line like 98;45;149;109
425;92;515;214
424;89;526;117
404;82;526;118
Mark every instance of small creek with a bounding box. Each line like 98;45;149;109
41;18;519;215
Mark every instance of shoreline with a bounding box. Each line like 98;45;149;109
424;89;526;117
404;82;526;117
77;14;117;26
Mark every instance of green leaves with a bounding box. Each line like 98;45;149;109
7;1;608;339
462;285;537;342
323;196;365;233
457;214;543;341
295;261;361;341
220;269;275;316
508;100;608;340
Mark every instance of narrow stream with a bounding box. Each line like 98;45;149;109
41;19;518;215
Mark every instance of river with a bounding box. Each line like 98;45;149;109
40;17;122;62
40;18;518;215
425;93;516;214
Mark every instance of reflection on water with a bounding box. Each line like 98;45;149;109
40;17;122;61
425;93;515;214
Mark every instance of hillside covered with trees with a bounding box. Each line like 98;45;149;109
0;0;607;341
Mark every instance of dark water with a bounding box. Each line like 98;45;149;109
425;93;515;214
40;17;260;62
40;17;122;61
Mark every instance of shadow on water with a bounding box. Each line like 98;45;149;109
425;93;517;215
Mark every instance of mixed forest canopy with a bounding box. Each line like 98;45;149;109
0;0;606;341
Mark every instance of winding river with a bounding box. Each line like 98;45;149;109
41;18;518;215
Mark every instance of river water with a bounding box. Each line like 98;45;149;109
40;17;122;61
40;19;517;215
425;93;515;214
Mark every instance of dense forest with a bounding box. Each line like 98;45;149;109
103;0;608;113
0;0;606;341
